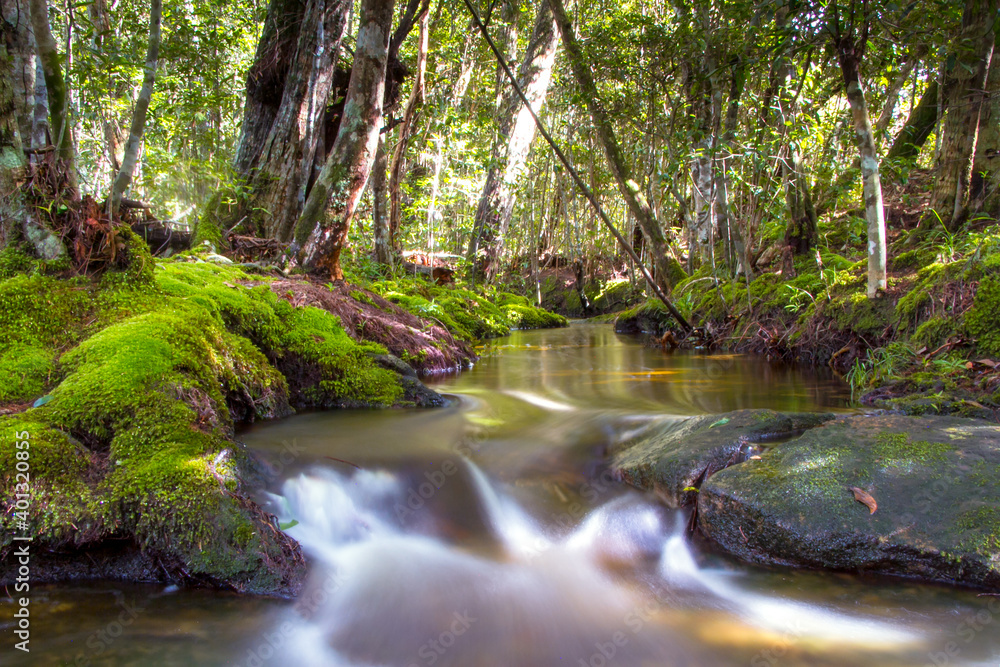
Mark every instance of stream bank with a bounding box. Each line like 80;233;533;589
0;240;566;595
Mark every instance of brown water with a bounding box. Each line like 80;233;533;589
4;323;999;667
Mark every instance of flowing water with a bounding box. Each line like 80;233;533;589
6;323;1000;666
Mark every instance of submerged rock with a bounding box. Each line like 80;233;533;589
610;409;834;507
697;414;1000;590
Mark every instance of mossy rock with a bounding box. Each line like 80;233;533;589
614;299;678;335
697;414;1000;590
0;259;458;594
610;409;835;508
965;276;1000;357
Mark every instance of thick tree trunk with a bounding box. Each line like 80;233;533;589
233;0;351;241
837;42;886;298
885;79;940;165
28;0;76;191
970;35;1000;218
109;0;160;214
548;0;682;290
467;0;559;282
2;0;35;149
387;1;428;258
292;0;394;280
921;0;996;232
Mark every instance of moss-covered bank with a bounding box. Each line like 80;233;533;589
613;230;1000;419
0;242;566;594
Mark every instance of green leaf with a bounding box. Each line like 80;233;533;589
32;395;53;408
682;486;699;493
709;417;730;428
278;519;299;531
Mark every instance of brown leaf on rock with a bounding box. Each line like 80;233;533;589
849;487;878;514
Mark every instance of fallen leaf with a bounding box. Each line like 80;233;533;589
223;281;237;288
975;359;997;368
749;455;762;460
709;417;730;428
849;487;878;514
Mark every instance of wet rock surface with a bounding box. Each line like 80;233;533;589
610;409;835;507
613;410;1000;590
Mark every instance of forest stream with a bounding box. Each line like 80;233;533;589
7;323;1000;667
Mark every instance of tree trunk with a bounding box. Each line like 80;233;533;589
292;0;394;280
970;34;1000;218
885;79;940;165
920;0;996;232
372;134;393;263
783;145;818;253
874;44;926;144
548;0;682;290
28;0;76;190
2;0;35;149
109;0;160;215
387;1;428;257
836;40;886;298
467;0;559;282
233;0;351;241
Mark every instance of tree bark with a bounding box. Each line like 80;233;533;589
292;0;394;280
387;0;428;258
970;34;1000;218
372;134;392;263
548;0;682;289
874;44;926;144
233;0;351;241
835;36;886;297
885;79;941;165
109;0;160;215
2;0;35;149
921;0;997;232
467;0;559;282
28;0;75;190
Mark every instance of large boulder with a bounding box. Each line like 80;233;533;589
698;414;1000;590
610;409;835;507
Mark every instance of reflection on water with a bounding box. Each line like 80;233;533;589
4;324;999;666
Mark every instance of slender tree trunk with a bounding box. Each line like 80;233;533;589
387;1;428;256
970;34;1000;217
467;0;559;282
372;134;393;263
292;0;394;280
874;44;926;143
28;0;76;191
921;0;996;232
109;0;160;215
836;40;886;297
548;0;682;290
716;55;751;277
232;0;351;241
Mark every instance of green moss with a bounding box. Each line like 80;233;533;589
956;506;1000;558
870;431;952;467
0;344;57;403
0;273;90;350
965;276;1000;357
911;316;956;350
0;417;103;549
0;243;36;280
